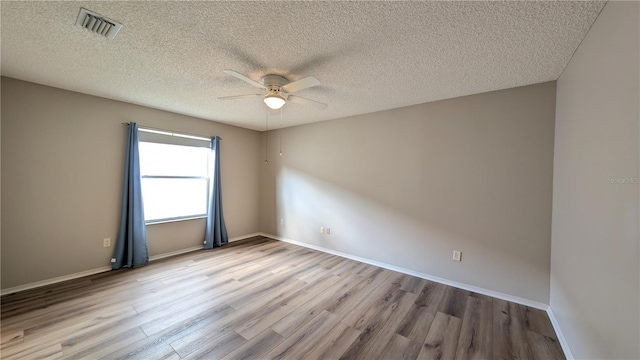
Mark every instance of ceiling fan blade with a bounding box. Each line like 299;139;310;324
281;76;321;93
223;70;267;90
218;94;262;100
288;95;327;109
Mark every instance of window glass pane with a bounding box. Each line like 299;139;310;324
138;129;211;148
139;142;209;177
141;178;208;221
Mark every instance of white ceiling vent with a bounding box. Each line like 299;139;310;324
75;8;122;40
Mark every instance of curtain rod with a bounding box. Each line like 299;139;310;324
121;122;221;141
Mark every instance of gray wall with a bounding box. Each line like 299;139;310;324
1;77;261;290
260;82;556;304
551;2;640;359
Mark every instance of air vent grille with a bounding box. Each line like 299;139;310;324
75;8;122;40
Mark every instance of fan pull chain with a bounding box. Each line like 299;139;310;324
264;109;269;163
279;107;283;156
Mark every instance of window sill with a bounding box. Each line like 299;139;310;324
145;215;207;226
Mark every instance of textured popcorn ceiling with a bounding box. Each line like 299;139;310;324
1;1;605;131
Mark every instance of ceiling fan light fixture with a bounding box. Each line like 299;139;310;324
221;70;325;109
264;93;286;110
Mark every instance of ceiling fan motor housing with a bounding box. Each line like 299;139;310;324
261;74;288;90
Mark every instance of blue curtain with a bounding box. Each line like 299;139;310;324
204;136;228;248
112;122;149;269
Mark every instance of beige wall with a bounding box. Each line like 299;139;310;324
1;83;2;286
551;2;640;359
1;77;261;290
260;82;556;303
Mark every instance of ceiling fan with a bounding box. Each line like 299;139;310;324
219;70;327;110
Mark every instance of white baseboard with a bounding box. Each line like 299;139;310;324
148;246;203;261
0;232;264;296
229;232;263;243
0;266;113;296
258;232;549;310
149;232;262;261
546;306;575;359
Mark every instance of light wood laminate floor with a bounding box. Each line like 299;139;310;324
1;237;565;359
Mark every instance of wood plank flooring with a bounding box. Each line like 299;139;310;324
0;237;565;359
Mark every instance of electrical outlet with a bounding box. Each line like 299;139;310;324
103;238;111;247
453;250;462;261
320;226;325;234
324;227;330;235
280;219;285;226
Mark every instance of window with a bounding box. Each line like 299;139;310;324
138;132;210;224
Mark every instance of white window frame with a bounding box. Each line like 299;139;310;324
138;128;211;225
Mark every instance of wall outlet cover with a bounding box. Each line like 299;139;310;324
453;250;462;261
